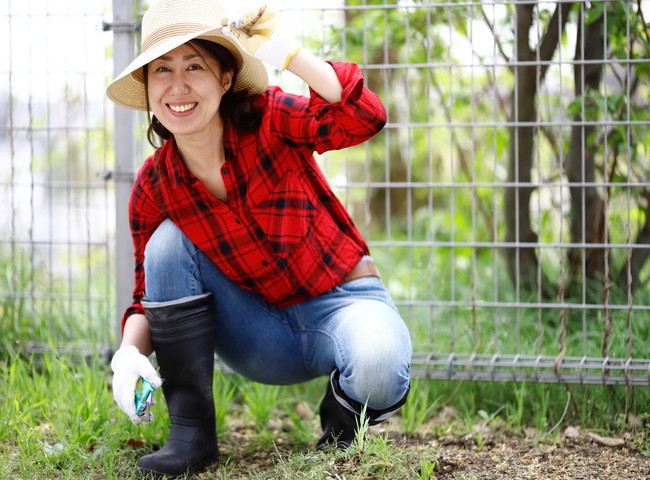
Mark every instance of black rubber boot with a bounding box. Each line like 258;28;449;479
137;293;219;480
317;369;410;451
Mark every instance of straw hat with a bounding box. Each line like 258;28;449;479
106;0;269;111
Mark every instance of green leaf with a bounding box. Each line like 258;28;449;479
584;3;605;25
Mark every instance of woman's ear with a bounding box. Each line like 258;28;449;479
221;70;234;92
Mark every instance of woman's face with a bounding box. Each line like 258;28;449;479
147;42;233;141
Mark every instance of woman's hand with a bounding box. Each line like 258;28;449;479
111;345;162;425
220;3;302;71
221;4;343;103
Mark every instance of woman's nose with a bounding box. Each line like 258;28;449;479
169;71;190;94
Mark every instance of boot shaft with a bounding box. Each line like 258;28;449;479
144;293;217;418
137;293;219;479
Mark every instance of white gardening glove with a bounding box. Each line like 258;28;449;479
110;345;162;426
220;3;302;71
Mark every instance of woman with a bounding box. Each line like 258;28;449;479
107;0;412;478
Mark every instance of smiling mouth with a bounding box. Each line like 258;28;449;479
168;103;197;113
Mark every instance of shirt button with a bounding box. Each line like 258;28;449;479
222;169;229;175
262;260;268;266
235;219;241;224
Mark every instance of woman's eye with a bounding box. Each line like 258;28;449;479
154;65;169;72
188;64;203;71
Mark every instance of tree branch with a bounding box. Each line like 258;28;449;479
637;0;650;46
539;2;574;78
618;195;650;295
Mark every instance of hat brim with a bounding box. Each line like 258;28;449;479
106;26;268;111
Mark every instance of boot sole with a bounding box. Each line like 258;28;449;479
136;451;218;480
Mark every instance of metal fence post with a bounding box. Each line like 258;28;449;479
108;0;138;345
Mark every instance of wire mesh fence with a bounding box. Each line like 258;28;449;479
1;0;115;349
2;1;649;390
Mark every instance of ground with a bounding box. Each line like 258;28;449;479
424;434;648;479
188;414;650;479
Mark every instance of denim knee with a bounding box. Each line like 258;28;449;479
144;220;188;276
144;219;200;301
337;303;412;410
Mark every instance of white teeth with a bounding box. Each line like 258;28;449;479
169;103;197;112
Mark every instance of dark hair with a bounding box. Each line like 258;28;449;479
144;39;262;149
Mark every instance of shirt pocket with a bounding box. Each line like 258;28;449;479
249;170;317;256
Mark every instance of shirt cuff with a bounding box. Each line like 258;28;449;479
308;61;365;107
121;303;144;333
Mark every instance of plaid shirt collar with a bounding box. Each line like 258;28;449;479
161;128;241;189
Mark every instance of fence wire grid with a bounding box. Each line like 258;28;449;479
1;0;649;391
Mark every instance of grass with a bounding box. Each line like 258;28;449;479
1;242;648;477
1;344;648;479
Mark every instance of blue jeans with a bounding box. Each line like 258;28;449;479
143;219;412;410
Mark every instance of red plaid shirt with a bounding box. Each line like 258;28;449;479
122;62;386;329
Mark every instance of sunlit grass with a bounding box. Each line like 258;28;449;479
0;345;648;479
1;231;649;477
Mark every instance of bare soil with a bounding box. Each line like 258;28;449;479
203;415;650;479
421;433;649;479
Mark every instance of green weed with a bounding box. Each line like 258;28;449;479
280;400;318;446
401;378;441;435
213;370;238;437
504;382;526;432
416;456;439;480
240;380;283;446
255;432;429;480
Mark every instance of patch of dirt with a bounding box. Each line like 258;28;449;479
419;434;649;479
196;415;650;479
405;411;649;479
